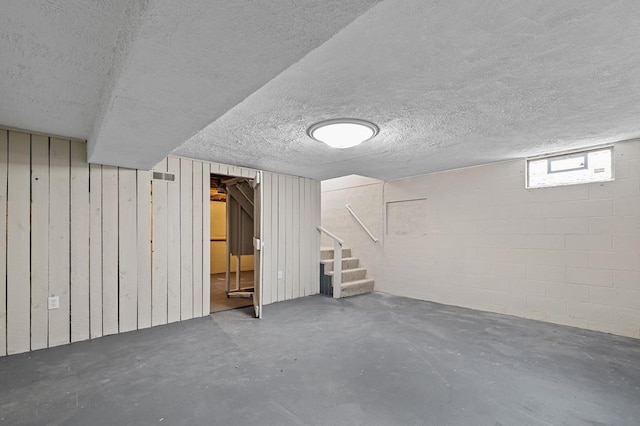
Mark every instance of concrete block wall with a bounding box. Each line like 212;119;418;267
321;175;384;284
322;140;640;338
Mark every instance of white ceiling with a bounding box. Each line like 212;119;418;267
2;1;640;180
0;1;129;139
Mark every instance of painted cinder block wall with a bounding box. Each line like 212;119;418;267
322;139;640;338
0;128;321;357
320;175;384;282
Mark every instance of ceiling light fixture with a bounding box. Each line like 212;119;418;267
307;118;379;149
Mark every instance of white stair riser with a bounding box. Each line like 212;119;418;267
320;247;374;298
329;268;367;283
341;279;375;298
321;257;359;272
320;248;352;260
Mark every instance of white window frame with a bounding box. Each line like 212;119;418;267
526;146;614;189
547;152;588;174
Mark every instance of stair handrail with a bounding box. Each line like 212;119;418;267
317;226;344;246
345;204;379;243
317;226;343;298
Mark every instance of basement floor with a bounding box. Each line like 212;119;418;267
210;271;254;313
1;293;639;425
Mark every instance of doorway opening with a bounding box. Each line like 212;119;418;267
209;173;256;313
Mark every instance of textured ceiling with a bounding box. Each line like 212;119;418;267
88;0;381;169
176;0;640;180
2;1;640;180
0;0;128;139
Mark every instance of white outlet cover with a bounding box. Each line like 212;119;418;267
278;271;283;279
48;296;59;310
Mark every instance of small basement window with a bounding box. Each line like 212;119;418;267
527;146;613;188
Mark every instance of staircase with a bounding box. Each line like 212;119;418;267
320;247;374;298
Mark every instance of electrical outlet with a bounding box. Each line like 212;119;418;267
48;296;59;310
278;270;283;279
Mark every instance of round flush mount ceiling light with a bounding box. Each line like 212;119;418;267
307;118;379;149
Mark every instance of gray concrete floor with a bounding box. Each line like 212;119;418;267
1;293;639;425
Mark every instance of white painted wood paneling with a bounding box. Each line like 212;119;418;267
270;173;279;303
313;179;321;295
285;176;294;300
300;178;308;297
192;163;203;318
277;175;286;302
0;129;321;356
152;160;168;325
229;165;240;177
7;131;31;354
313;179;319;294
210;162;220;174
167;157;181;323
202;162;211;315
70;140;90;342
300;178;311;297
310;178;317;296
237;172;322;305
137;170;152;329
48;138;71;347
30;135;49;350
0;131;6;356
306;177;313;297
119;168;138;332
89;164;103;338
262;173;273;305
102;165;119;336
180;159;194;320
292;177;301;299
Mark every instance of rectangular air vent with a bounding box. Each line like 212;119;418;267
152;172;175;182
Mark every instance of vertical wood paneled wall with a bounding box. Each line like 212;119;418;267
0;129;320;357
0;129;209;356
151;157;210;324
259;171;320;305
205;164;320;305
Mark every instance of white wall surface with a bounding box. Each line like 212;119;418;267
321;175;384;284
0;128;320;357
322;140;640;339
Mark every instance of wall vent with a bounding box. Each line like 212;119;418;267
152;172;175;182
